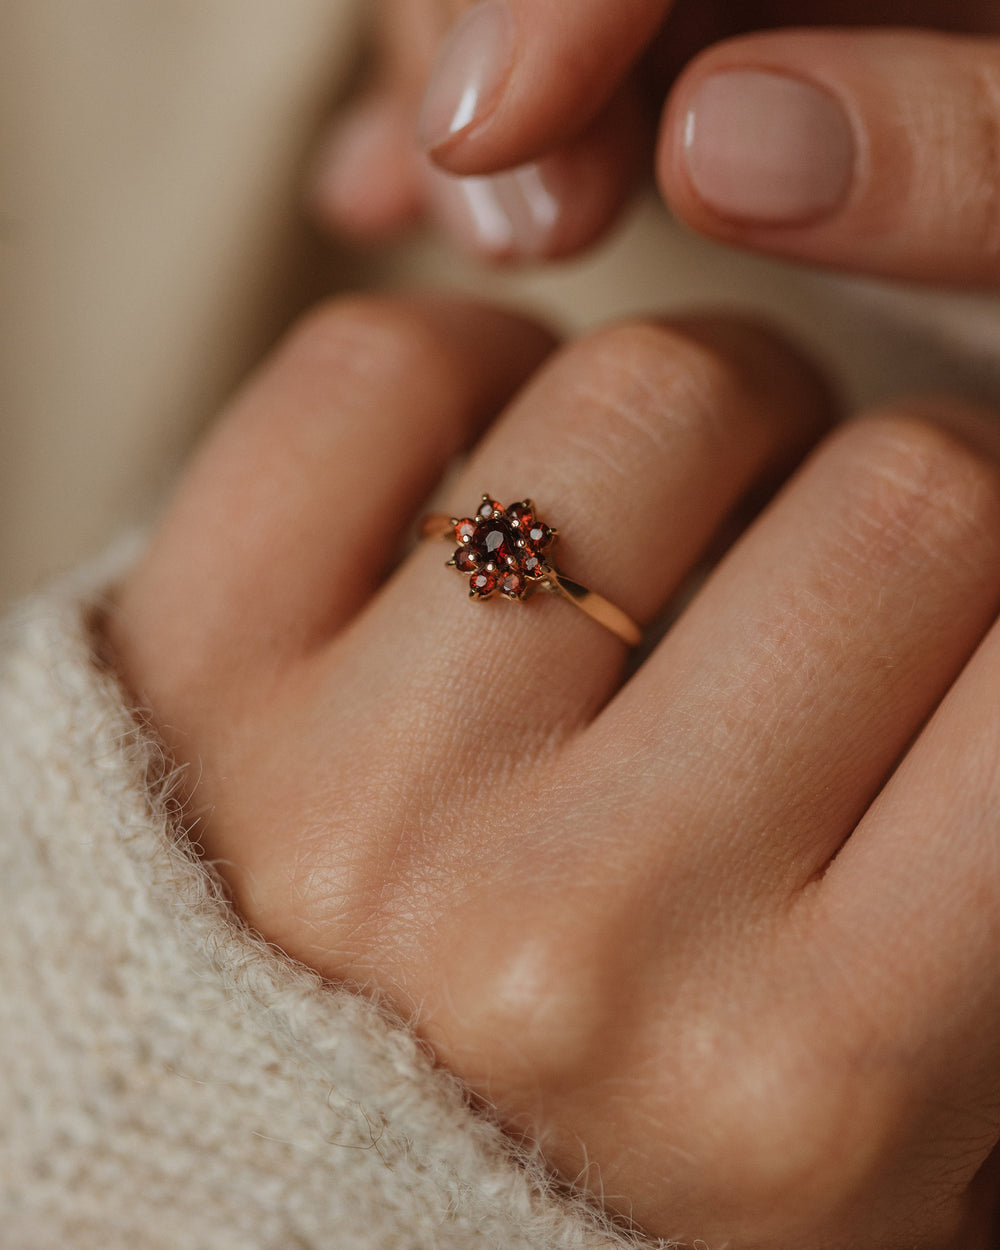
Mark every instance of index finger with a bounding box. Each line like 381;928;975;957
419;0;675;172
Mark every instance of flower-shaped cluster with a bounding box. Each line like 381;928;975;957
448;495;557;600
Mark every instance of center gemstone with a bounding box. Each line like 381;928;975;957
474;520;515;567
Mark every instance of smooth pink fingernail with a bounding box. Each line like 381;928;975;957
425;161;563;260
682;70;855;225
418;0;514;152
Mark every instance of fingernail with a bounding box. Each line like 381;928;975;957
425;161;563;260
682;70;855;225
418;0;514;152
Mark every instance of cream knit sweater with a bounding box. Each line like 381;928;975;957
0;569;665;1250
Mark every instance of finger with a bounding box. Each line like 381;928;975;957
320;316;830;813
807;490;1000;1210
591;403;1000;909
660;29;1000;286
312;4;646;259
112;296;556;705
418;0;674;174
308;91;426;240
420;84;646;260
307;0;442;240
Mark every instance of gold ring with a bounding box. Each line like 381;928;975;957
421;494;641;647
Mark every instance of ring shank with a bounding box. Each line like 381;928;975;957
541;569;641;647
421;512;641;647
421;514;456;541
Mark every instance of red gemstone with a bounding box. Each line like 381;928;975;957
526;522;553;551
478;498;502;520
500;571;525;599
469;569;497;597
454;518;476;544
505;501;534;531
471;517;515;568
523;554;546;579
453;548;477;573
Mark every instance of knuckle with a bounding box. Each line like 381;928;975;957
889;58;1000;278
278;295;456;393
429;905;628;1094
234;806;398;978
961;63;1000;268
697;1029;904;1228
557;320;745;455
837;412;1000;564
579;317;722;376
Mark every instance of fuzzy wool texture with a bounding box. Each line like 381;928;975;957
0;568;674;1250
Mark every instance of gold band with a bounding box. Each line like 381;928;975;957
421;503;641;648
537;567;642;648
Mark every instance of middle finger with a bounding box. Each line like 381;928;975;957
322;315;831;798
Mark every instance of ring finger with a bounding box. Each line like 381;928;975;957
321;314;832;838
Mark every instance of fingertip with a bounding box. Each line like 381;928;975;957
307;93;425;239
658;29;1000;287
417;0;516;157
658;55;856;234
420;0;669;176
424;89;645;264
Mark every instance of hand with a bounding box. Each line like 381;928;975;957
109;292;1000;1246
311;0;1000;280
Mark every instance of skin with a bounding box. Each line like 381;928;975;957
107;2;1000;1241
312;0;1000;278
108;293;1000;1246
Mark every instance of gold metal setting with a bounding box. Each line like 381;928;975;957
422;493;641;648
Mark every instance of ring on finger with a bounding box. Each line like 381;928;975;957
422;493;642;647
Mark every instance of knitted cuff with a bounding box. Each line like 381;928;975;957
0;568;655;1250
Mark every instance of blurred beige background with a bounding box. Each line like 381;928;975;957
5;1;1000;608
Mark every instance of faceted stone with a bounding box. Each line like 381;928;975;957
469;569;497;597
453;547;477;573
454;518;477;545
527;522;552;550
478;498;502;520
471;517;515;568
522;553;546;579
505;501;534;531
500;571;525;599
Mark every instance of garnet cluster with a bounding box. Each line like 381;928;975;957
448;495;556;600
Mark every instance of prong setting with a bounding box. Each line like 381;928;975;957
447;494;555;601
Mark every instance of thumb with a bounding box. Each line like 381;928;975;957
660;28;1000;287
419;0;675;174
